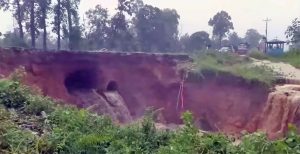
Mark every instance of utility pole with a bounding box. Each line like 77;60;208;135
263;18;271;41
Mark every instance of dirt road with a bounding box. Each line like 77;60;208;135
252;59;300;81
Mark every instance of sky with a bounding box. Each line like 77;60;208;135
1;0;299;40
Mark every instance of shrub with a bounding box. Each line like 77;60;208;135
47;106;115;153
0;80;28;109
25;95;55;115
107;109;172;154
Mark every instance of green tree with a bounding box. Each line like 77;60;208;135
131;0;144;15
286;18;300;44
135;5;180;52
160;9;180;51
24;0;38;48
244;29;263;48
135;5;162;52
107;0;137;51
1;30;28;47
85;5;109;50
52;0;64;50
228;32;242;48
208;11;234;48
0;0;26;41
37;0;51;50
62;0;81;50
188;31;211;52
179;33;190;51
0;0;9;11
108;12;135;51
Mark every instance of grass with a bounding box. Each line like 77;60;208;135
277;49;300;68
248;49;300;68
186;51;277;86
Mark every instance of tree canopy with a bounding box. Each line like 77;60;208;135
208;11;234;48
244;29;263;48
135;5;180;52
286;18;300;44
188;31;211;52
2;1;281;52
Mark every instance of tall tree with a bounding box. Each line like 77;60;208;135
52;0;64;50
228;32;242;47
135;5;161;51
179;33;190;51
107;0;137;51
108;12;134;51
37;0;51;50
85;5;109;50
135;5;180;52
131;0;144;15
208;11;234;48
24;0;37;48
0;0;26;40
244;29;263;48
160;9;180;51
62;0;81;50
188;31;211;52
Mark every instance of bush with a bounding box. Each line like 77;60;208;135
0;80;28;109
0;78;55;115
25;95;55;115
108;110;172;154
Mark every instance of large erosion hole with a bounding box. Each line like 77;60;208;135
106;81;118;91
64;69;99;93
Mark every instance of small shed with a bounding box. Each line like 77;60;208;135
266;39;285;57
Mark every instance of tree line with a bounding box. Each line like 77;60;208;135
0;0;298;52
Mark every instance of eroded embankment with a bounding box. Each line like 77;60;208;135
0;48;299;138
181;71;270;134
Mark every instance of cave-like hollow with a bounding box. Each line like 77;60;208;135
64;69;99;93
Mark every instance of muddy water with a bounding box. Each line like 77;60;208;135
71;89;132;123
258;85;300;139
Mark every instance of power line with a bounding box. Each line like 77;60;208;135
263;18;271;41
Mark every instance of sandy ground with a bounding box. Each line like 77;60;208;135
252;59;300;81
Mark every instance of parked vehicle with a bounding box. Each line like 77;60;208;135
236;43;249;55
218;46;234;53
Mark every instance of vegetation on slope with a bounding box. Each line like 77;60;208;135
249;49;300;68
186;51;277;86
1;76;300;153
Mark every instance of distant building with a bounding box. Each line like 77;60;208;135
266;39;285;56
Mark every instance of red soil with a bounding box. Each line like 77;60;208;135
1;48;299;138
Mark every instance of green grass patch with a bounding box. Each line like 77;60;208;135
188;52;276;86
277;49;300;68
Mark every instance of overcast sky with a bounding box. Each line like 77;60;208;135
1;0;299;40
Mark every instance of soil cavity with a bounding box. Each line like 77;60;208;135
64;69;99;93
